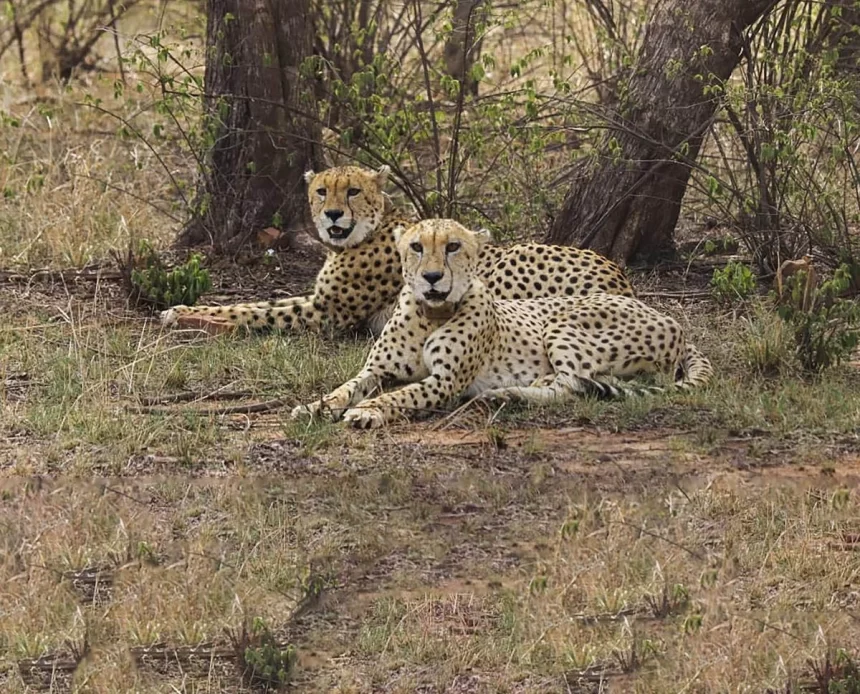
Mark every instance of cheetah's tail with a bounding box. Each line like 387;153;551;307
674;343;713;390
160;307;180;326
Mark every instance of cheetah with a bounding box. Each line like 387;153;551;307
160;164;635;336
291;219;713;429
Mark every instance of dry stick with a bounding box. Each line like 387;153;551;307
429;394;492;431
0;268;125;283
137;387;253;406
612;519;705;561
130;397;290;416
635;289;712;299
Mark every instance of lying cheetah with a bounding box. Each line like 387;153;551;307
292;219;713;429
161;165;634;336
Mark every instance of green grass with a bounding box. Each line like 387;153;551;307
2;284;859;475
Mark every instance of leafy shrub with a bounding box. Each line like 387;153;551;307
118;240;211;311
694;1;860;274
710;261;757;303
776;264;860;374
240;617;297;691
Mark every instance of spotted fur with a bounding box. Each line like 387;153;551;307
292;220;713;429
161;165;635;335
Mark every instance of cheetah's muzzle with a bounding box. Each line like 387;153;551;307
422;289;450;302
328;223;356;240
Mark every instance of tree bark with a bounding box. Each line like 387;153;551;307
547;0;778;266
178;0;321;251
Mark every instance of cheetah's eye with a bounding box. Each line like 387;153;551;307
409;242;423;253
316;188;326;197
347;187;361;197
445;242;461;253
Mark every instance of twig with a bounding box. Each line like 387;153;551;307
75;101;189;210
635;289;712;299
137;389;253;406
131;397;290;416
612;519;705;561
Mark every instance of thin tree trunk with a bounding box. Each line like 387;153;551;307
178;0;321;251
547;0;778;266
830;0;860;79
443;0;484;97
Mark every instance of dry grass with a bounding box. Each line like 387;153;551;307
0;1;203;269
2;447;860;691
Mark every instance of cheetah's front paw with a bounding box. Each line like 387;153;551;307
291;393;351;422
342;406;386;429
290;401;322;421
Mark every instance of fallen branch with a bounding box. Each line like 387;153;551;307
130;397;290;416
137;389;253;406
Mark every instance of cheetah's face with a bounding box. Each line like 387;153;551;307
304;165;390;249
395;219;491;315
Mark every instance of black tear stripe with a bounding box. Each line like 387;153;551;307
343;178;356;219
442;230;454;281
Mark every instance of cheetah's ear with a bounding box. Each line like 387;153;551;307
374;165;391;187
392;224;408;244
474;227;493;248
303;170;316;185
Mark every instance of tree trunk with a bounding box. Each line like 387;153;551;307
178;0;321;251
830;0;860;79
547;0;778;266
443;0;485;97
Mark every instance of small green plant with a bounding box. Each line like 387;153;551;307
776;264;860;374
117;240;212;311
807;648;860;694
710;261;757;303
240;617;297;691
644;583;690;619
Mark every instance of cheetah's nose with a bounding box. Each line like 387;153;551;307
325;209;344;222
422;271;444;285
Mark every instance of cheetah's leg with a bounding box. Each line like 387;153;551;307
162;296;336;332
292;300;428;422
292;370;383;422
342;369;464;429
340;320;484;429
162;295;309;325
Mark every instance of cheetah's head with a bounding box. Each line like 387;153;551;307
304;165;390;250
394;219;491;319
